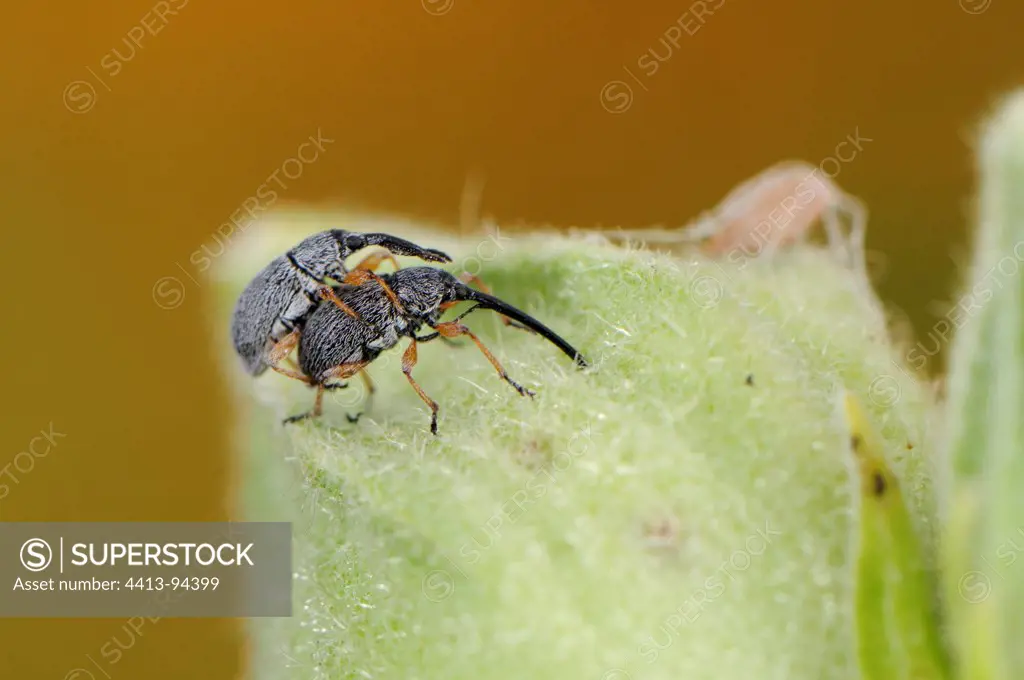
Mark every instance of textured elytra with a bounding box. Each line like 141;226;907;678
231;255;311;375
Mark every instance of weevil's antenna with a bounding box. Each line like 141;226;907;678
452;282;588;368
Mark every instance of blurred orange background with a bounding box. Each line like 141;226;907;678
4;1;1021;677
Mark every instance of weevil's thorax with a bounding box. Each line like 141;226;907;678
288;231;347;281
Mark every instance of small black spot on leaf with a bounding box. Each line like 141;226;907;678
872;471;887;497
745;374;755;386
850;434;862;452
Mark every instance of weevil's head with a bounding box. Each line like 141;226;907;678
439;271;590;369
384;266;589;369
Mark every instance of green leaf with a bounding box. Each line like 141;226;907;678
942;90;1024;680
844;391;950;680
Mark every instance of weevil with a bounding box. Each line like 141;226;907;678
230;229;452;379
616;160;868;276
281;266;589;434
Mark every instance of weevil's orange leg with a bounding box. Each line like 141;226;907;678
271;363;313;384
402;340;440;435
359;369;376;396
322;360;371;384
318;252;402;320
327;362;374;424
283;361;369;425
283;385;325;424
344;368;377;423
268;330;314;385
434;321;536;398
457;272;494;294
342;269;406;314
350;251;401;273
317;286;362;320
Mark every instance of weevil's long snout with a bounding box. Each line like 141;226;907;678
455;284;589;368
338;231;452;263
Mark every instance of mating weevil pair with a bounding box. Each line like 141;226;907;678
231;229;588;434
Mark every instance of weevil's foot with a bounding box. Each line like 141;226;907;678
429;414;439;436
283;412;316;425
345;411;363;423
508;378;536;399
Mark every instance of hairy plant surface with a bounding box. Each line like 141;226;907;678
219;222;943;680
